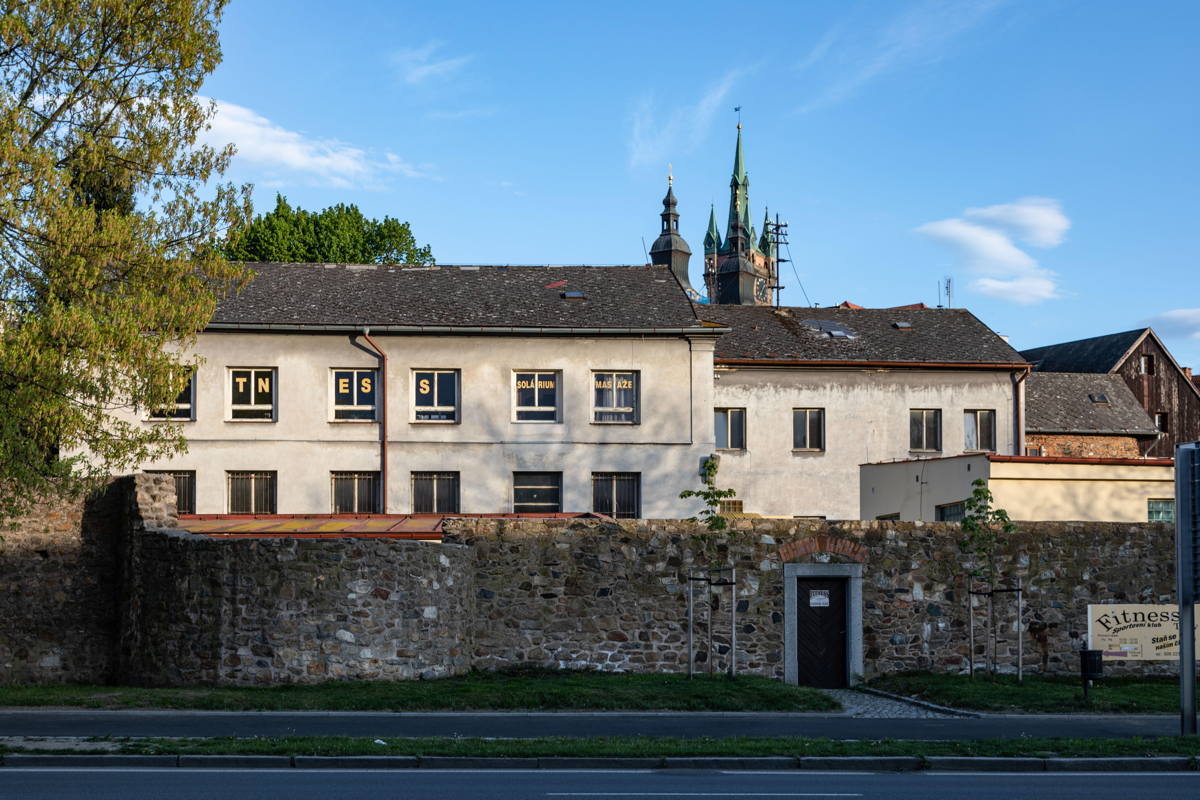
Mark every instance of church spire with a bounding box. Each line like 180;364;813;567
724;123;751;252
704;205;721;255
648;169;693;293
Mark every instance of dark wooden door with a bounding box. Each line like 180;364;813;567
795;578;848;688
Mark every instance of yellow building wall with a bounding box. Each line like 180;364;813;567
988;461;1174;522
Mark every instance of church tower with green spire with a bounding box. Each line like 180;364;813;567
705;124;776;305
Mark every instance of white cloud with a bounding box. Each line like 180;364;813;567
201;98;433;188
1147;309;1200;341
629;69;745;169
797;0;1009;113
391;41;472;85
965;196;1069;247
916;197;1069;304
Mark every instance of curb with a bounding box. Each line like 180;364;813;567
853;686;982;718
0;753;1196;771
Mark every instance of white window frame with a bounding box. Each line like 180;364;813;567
148;372;195;421
512;370;561;423
964;409;996;452
909;408;942;452
592;370;639;424
330;368;378;422
412;369;460;423
228;367;276;422
792;408;825;452
714;407;746;450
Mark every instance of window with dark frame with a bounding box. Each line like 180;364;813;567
909;408;942;451
514;371;560;421
229;368;275;420
412;472;460;513
226;471;276;514
593;371;639;423
714;408;746;449
332;369;378;421
513;471;562;513
147;470;196;514
414;369;459;422
792;408;825;451
1155;412;1169;433
964;409;996;452
935;501;966;522
330;471;380;514
149;373;195;420
1140;354;1156;375
592;472;640;519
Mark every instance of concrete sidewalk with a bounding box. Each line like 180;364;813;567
0;708;1183;741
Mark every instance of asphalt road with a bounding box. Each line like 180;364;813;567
0;709;1181;740
1;768;1197;800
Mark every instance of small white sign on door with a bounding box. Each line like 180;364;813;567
809;589;830;608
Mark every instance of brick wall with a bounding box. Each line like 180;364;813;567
1027;433;1142;458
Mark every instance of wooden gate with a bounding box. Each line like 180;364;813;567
794;577;848;688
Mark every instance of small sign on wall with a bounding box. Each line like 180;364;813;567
809;589;830;608
1088;604;1200;661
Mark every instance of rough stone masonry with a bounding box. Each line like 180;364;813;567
0;474;1176;685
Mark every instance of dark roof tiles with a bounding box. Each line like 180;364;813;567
700;305;1025;364
1025;372;1158;434
1020;329;1147;373
212;263;703;330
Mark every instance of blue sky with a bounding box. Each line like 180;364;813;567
200;0;1200;368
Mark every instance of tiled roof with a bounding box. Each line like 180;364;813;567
699;305;1026;365
1025;373;1158;435
211;263;704;330
1020;329;1146;373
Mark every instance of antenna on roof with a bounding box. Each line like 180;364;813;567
641;237;649;265
944;276;953;308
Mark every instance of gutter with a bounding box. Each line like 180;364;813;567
207;323;728;336
358;328;388;514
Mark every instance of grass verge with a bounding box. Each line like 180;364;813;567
869;671;1189;713
5;735;1200;759
0;668;838;713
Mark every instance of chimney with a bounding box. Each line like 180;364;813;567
1186;367;1193;378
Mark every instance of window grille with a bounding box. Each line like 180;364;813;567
718;499;743;515
331;471;381;514
412;472;460;513
414;370;459;422
227;471;276;514
592;472;640;519
513;472;562;513
715;408;746;449
147;470;196;514
514;371;559;421
909;409;942;451
230;368;275;420
936;502;966;522
332;369;378;421
792;408;825;450
964;409;996;452
592;371;638;423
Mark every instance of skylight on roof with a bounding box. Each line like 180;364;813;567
800;319;859;340
893;321;912;330
1088;393;1110;405
561;291;585;300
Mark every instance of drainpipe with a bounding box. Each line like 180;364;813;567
1012;367;1030;456
360;328;388;513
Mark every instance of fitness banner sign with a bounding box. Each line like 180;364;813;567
1087;604;1200;661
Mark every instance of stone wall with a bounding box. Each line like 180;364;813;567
1027;433;1142;459
0;476;1179;684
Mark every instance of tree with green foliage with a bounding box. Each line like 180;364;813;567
224;194;434;265
679;457;738;532
0;0;251;521
957;478;1019;584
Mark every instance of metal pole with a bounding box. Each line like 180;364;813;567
988;589;996;675
729;567;737;678
707;584;714;676
1177;442;1199;735
687;576;695;680
1017;577;1024;684
968;585;975;679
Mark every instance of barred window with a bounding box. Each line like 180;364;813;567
332;369;378;421
592;472;640;519
936;502;965;523
718;499;743;515
331;471;380;514
412;472;460;513
593;371;638;423
909;409;942;451
514;371;560;422
715;408;745;450
414;370;459;422
227;471;276;514
147;470;196;515
513;471;562;513
964;409;996;452
229;368;275;420
792;408;825;451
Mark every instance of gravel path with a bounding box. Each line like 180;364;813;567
822;688;959;718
